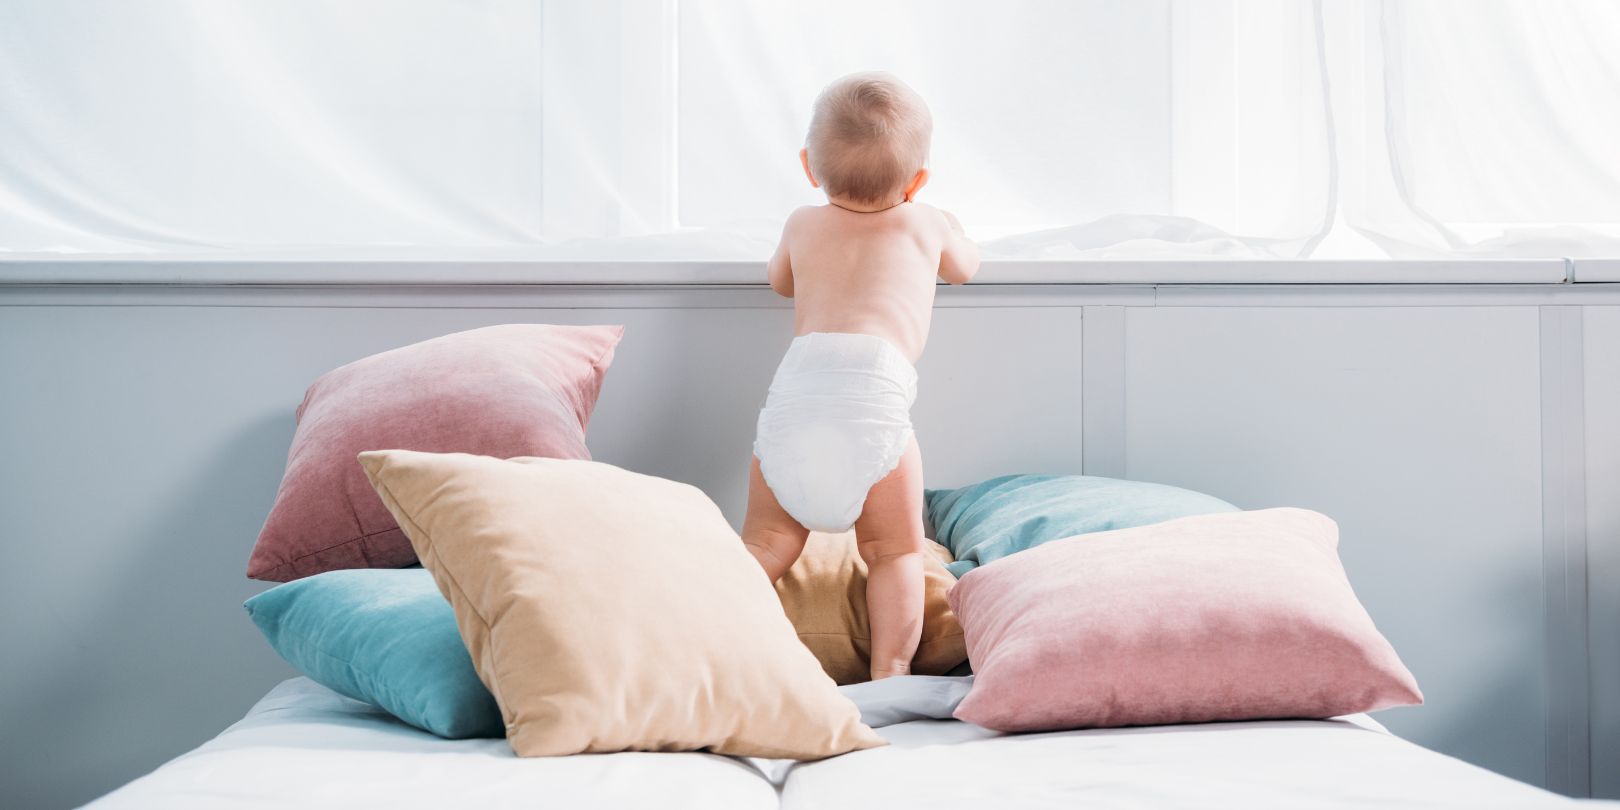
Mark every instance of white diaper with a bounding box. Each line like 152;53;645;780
754;331;918;533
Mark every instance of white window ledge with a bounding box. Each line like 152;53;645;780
1571;259;1620;283
0;256;1601;286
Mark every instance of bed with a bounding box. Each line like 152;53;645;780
87;676;1599;809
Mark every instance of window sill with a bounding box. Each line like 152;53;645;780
0;255;1595;286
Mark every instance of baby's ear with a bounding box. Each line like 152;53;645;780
799;148;819;188
904;168;930;202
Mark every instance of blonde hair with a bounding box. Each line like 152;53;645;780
805;72;932;205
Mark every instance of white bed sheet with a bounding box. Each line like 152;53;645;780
89;677;1600;809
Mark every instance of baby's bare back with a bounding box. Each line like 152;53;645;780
778;203;950;363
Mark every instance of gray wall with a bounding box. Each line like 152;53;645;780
1;279;1614;807
1587;306;1620;798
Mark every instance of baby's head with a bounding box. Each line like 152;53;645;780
802;72;932;207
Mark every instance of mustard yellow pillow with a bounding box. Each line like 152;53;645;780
358;450;884;759
777;531;967;685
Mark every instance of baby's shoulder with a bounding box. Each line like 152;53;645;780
899;201;951;229
784;204;823;224
896;203;955;246
779;204;826;238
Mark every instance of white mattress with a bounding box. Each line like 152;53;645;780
88;677;1597;809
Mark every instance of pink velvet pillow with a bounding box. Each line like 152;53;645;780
950;507;1421;732
247;324;623;582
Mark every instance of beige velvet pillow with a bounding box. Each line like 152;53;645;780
776;532;967;685
358;450;884;759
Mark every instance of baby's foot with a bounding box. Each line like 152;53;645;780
869;661;911;681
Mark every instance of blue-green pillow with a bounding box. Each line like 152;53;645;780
244;568;503;739
925;474;1239;577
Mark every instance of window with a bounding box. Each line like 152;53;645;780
2;1;1616;258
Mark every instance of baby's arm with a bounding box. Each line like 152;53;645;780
767;208;807;298
937;209;980;285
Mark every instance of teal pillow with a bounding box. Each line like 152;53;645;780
925;474;1239;577
244;568;503;739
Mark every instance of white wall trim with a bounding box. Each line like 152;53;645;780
9;282;1620;310
1540;305;1592;796
0;257;1575;286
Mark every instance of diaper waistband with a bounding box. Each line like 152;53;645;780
780;332;917;385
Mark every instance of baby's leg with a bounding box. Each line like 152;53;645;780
854;437;925;681
741;455;810;583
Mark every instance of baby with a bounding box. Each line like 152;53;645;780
742;72;979;681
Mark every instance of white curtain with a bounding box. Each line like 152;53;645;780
2;2;545;252
1;1;1615;259
1339;1;1620;258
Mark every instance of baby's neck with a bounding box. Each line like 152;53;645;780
826;194;907;214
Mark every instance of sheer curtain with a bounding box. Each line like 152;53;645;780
680;1;1332;258
1338;0;1620;258
1;1;1615;259
2;2;548;252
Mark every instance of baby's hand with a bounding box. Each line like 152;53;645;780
937;207;979;286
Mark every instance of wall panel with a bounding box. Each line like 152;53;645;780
1586;306;1620;798
4;282;1613;805
1121;306;1547;785
0;298;1083;807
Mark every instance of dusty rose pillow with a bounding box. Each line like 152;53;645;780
951;508;1422;732
247;324;623;582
